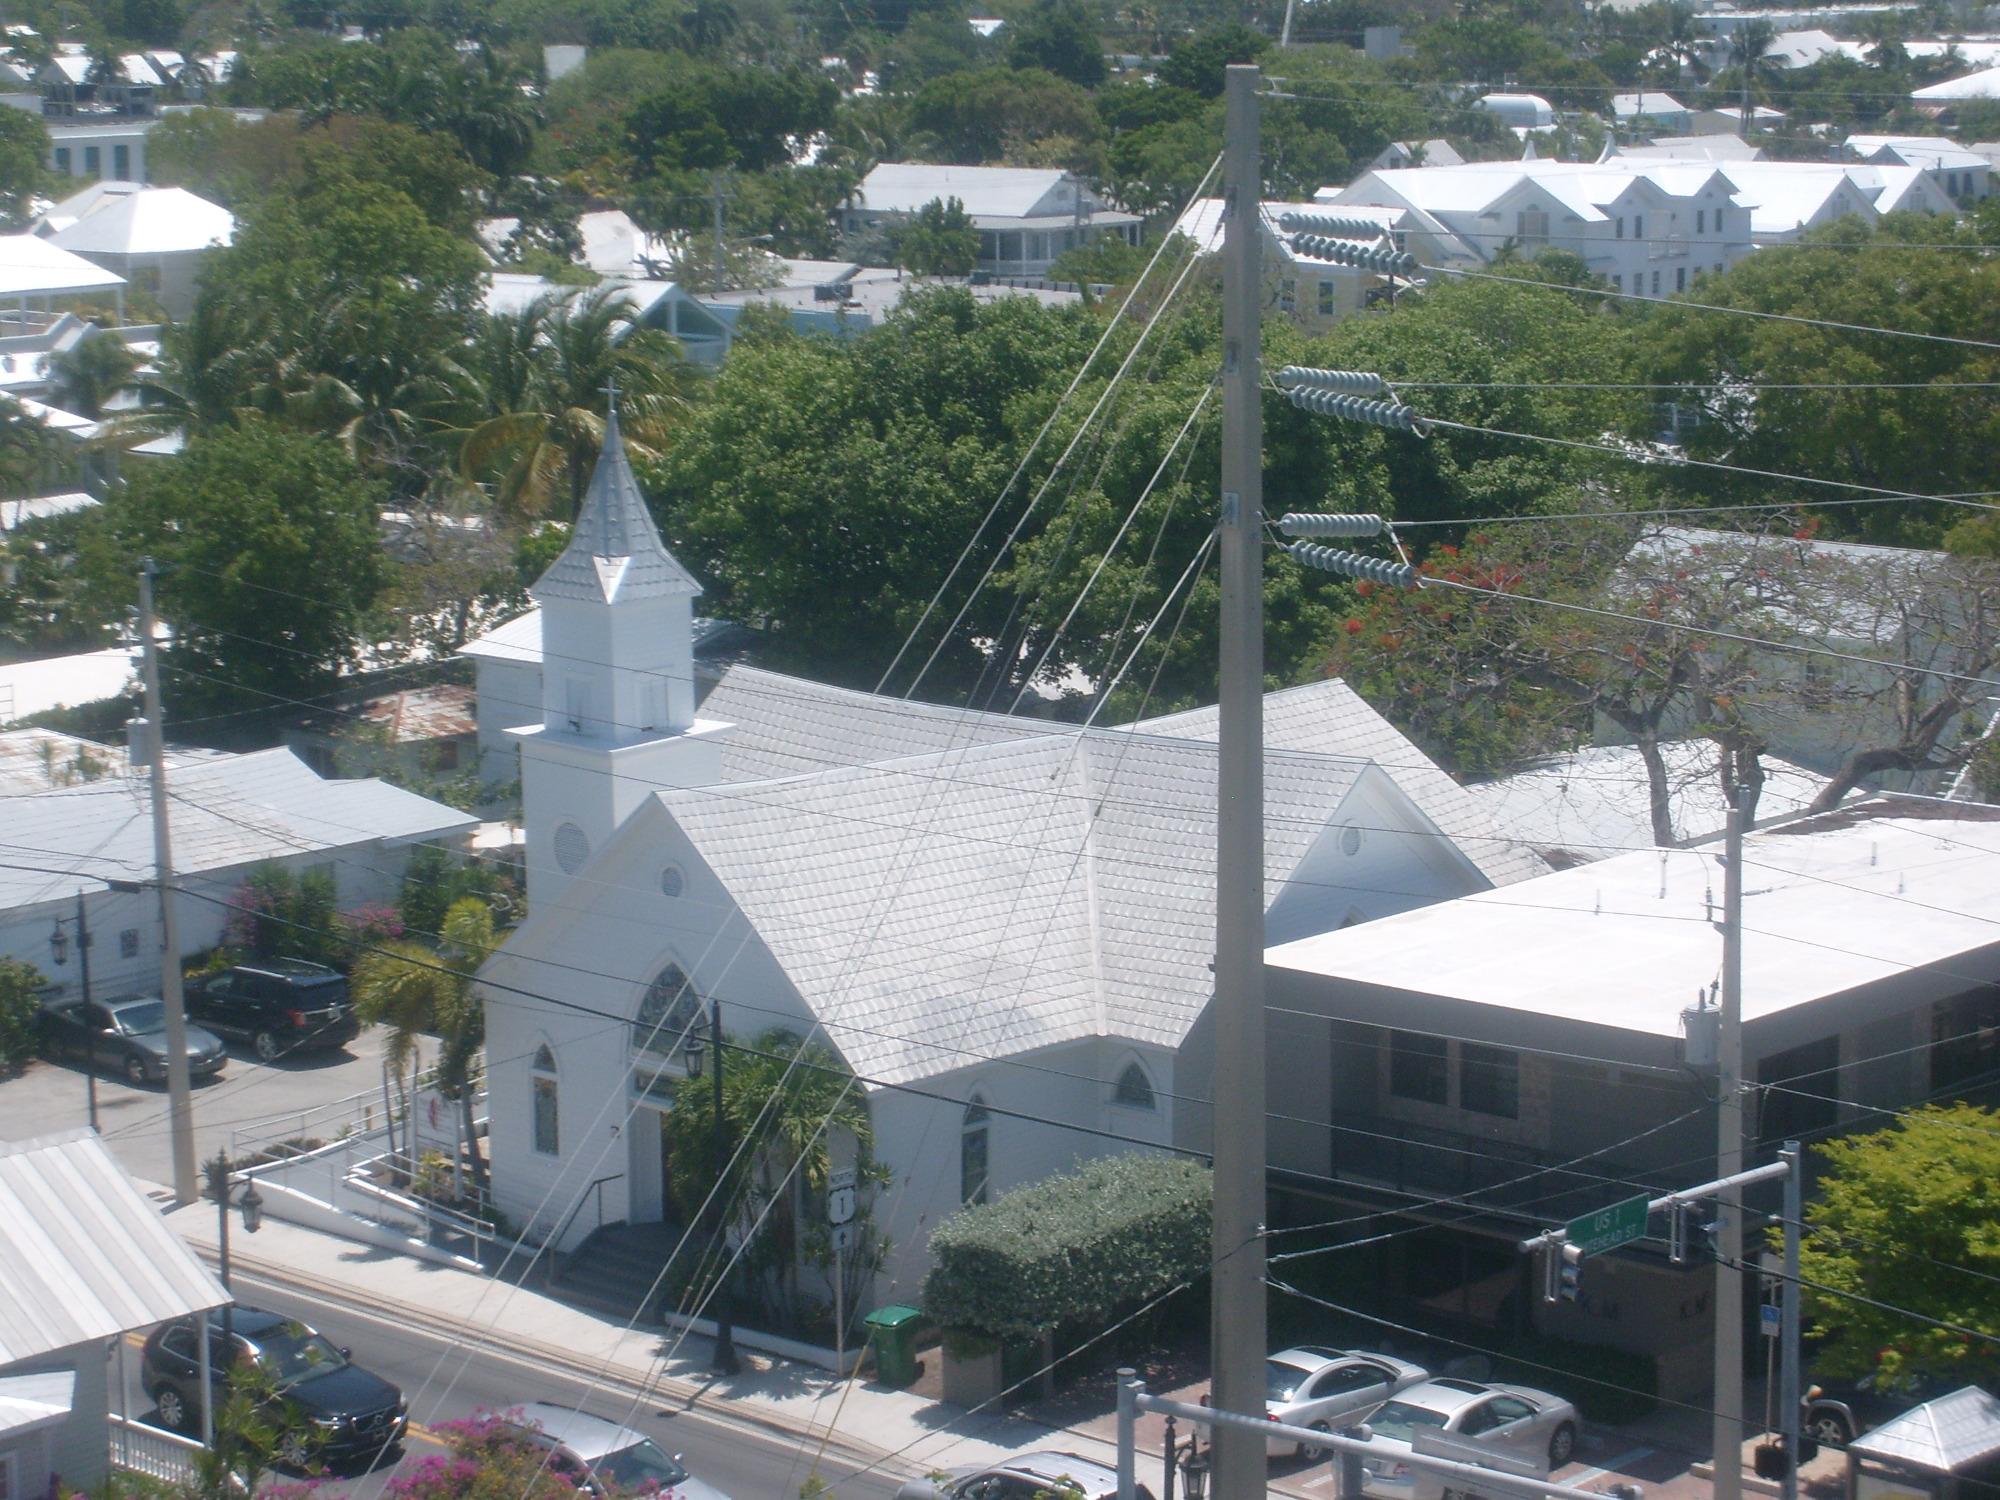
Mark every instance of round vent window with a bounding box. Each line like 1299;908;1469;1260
553;821;592;874
661;864;685;898
1339;824;1364;857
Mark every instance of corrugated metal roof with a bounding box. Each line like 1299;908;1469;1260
1851;1387;2000;1472
0;1370;75;1437
0;1129;226;1365
530;409;701;606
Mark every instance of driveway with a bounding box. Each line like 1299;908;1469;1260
0;1022;400;1187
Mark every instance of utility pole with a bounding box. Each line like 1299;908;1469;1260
1713;797;1747;1500
1211;60;1267;1500
76;890;98;1132
139;559;198;1205
710;171;730;296
1780;1139;1803;1500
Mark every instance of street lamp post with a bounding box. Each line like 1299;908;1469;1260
50;891;98;1131
684;998;740;1376
204;1151;265;1342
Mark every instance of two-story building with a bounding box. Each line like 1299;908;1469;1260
842;163;1142;278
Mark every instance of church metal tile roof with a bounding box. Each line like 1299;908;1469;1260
530;408;701;606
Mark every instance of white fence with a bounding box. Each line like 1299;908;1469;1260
110;1414;207;1489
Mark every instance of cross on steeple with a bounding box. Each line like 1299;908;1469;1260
602;375;620;419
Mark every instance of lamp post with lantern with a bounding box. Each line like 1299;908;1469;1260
682;997;740;1377
203;1151;265;1342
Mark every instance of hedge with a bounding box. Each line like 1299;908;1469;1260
922;1154;1212;1340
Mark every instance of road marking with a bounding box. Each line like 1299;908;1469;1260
406;1422;447;1446
1565;1447;1655;1486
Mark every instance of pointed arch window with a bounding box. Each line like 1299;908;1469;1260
635;964;702;1060
961;1096;991;1206
1113;1061;1157;1111
531;1044;559;1156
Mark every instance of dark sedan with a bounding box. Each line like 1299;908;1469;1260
41;995;227;1086
141;1307;407;1471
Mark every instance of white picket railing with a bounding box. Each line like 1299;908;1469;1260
109;1414;206;1488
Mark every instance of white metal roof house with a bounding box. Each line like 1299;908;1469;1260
475;416;1536;1312
1170;197;1407;327
0;1127;229;1495
1263;798;2000;1397
1841;134;1992;202
0;234;125;327
37;182;233;319
0;746;476;1007
843;163;1142;277
1609;91;1692;136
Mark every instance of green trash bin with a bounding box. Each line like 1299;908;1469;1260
864;1305;923;1387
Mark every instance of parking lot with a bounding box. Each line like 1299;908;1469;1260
0;1020;400;1188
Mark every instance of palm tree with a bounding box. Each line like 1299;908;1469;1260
51;332;141;420
458;286;690;520
351;895;501;1191
1658;3;1710;86
1730;19;1778;130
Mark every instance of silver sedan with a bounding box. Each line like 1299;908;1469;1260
1360;1378;1581;1500
1266;1347;1431;1458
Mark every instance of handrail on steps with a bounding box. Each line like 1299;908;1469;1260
545;1173;624;1286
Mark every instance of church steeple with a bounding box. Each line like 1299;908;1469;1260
513;396;730;910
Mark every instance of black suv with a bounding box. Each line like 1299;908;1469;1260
141;1307;407;1470
186;959;360;1062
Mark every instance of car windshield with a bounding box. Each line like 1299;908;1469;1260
250;1328;350;1385
1369;1401;1452;1443
113;1002;165;1033
1267;1360;1313;1403
593;1440;689;1489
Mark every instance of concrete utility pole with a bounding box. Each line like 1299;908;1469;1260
1780;1139;1803;1500
1713;798;1747;1500
139;558;198;1205
1210;60;1268;1500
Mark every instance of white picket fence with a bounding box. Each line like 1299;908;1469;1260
109;1414;207;1489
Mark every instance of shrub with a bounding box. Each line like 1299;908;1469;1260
922;1154;1212;1341
397;843;516;938
223;864;341;966
0;957;46;1073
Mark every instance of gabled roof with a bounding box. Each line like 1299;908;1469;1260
0;234;125;298
1914;65;2000;100
853;163;1074;219
0;747;477;910
529;407;702;606
0;1128;227;1365
1850;1387;2000;1472
1610;91;1686;117
646;730;1425;1084
47;184;233;256
1845;133;1989;170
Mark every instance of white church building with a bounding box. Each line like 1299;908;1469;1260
476;414;1547;1318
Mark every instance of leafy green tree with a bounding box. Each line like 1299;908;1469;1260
351;894;501;1188
0;107;48;229
79;424;386;714
0;957;45;1074
905;66;1102;164
459;285;691;519
1006;0;1105;88
1155;21;1266;97
1797;1105;2000;1384
892;195;978;276
624;55;836;176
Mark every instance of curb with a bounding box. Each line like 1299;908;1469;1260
201;1243;919;1483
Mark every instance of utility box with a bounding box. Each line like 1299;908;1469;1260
864;1305;923;1387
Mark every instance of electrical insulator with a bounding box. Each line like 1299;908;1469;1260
1288;544;1419;589
1278;210;1393;239
1288;236;1420;277
1284;387;1429;435
1275;366;1389;397
1278;512;1386;539
1559;1242;1585;1302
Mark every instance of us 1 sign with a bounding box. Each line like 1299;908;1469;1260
1565;1193;1651;1257
828;1166;857;1226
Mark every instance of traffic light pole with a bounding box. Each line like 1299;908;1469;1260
1209;60;1268;1500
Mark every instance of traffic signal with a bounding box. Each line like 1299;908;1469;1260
1559;1242;1585;1302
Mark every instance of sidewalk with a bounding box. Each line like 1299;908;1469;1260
163;1199;1276;1493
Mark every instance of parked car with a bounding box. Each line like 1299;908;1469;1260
1805;1369;1965;1447
498;1402;731;1498
185;959;360;1062
896;1450;1155;1500
40;995;226;1086
140;1306;406;1470
1359;1377;1580;1500
1266;1346;1430;1458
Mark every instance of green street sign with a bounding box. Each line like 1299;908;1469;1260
1565;1193;1651;1257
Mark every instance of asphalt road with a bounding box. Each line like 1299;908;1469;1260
115;1272;909;1500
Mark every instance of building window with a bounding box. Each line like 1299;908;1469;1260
1633;213;1644;238
131;266;160;293
531;1044;559;1155
635;963;701;1059
113;142;129;178
1516;208;1549;247
961;1097;990;1205
120;927;140;959
1318;279;1335;316
1676;267;1687;291
1651;270;1661;295
1611;274;1621;292
1615;216;1624;239
1278;277;1296;313
1113;1061;1156;1110
84;145;101;177
1389;1031;1448;1105
54;146;70;174
1460;1043;1520;1119
1697;208;1706;233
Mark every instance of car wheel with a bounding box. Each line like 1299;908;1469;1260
277;1431;314;1471
253;1031;281;1063
1300;1420;1335;1460
1808;1411;1854;1448
124;1055;150;1086
1549;1422;1577;1468
154;1386;190;1432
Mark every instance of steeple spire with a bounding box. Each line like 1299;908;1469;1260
530;398;701;607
